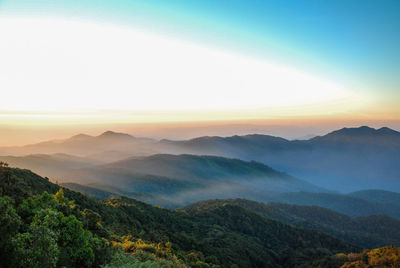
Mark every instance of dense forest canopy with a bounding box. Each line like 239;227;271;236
1;163;399;267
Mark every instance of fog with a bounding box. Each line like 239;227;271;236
2;119;400;146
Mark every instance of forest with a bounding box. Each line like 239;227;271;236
1;163;399;267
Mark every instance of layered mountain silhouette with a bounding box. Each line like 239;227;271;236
311;126;400;145
263;191;400;219
0;131;157;161
0;153;100;180
160;126;400;191
61;154;324;207
1;126;399;192
63;180;400;218
349;189;400;206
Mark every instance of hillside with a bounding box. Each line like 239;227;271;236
63;182;400;221
311;126;400;146
63;154;324;207
0;131;156;161
348;189;400;206
160;126;400;192
2;126;400;192
186;199;400;249
0;165;359;267
306;246;400;267
263;191;400;219
61;182;183;207
0;153;100;180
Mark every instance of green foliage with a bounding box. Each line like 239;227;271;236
2;165;397;268
57;214;95;267
102;249;186;268
12;209;60;268
342;246;400;268
106;236;186;268
0;169;112;268
186;198;400;249
0;196;21;241
0;196;22;264
305;246;400;268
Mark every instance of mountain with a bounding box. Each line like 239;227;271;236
0;166;360;267
0;131;157;161
66;180;400;220
186;199;400;249
60;182;115;200
160;134;296;159
64;154;325;207
2;126;400;192
263;191;400;219
61;182;183;207
348;189;400;206
160;126;400;192
0;153;100;180
311;126;400;146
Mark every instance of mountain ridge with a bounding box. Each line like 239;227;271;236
1;126;400;192
63;154;324;207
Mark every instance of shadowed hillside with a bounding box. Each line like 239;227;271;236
2;126;400;192
0;165;360;267
186;199;400;249
62;154;324;207
0;131;157;162
161;126;400;191
2;126;399;192
348;189;400;206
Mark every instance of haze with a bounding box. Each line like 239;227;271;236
1;0;399;144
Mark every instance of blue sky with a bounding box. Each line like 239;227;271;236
3;0;398;91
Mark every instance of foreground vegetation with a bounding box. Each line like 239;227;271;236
187;199;400;249
306;246;400;267
1;163;399;267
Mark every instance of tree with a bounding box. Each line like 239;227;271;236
55;188;67;205
0;162;12;193
57;214;95;267
12;209;60;268
0;196;21;265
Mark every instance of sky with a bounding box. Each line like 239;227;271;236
0;0;399;145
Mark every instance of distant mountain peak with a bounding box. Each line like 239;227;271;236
70;133;92;140
331;126;399;136
337;126;375;134
312;126;400;144
98;131;133;138
100;130;120;136
377;127;399;134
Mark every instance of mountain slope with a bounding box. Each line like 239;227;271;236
161;126;400;191
2;126;400;192
66;180;400;219
0;166;359;267
0;153;100;180
61;182;183;207
264;191;400;219
64;154;324;207
186;198;400;249
311;126;400;146
348;189;400;206
0;131;157;161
